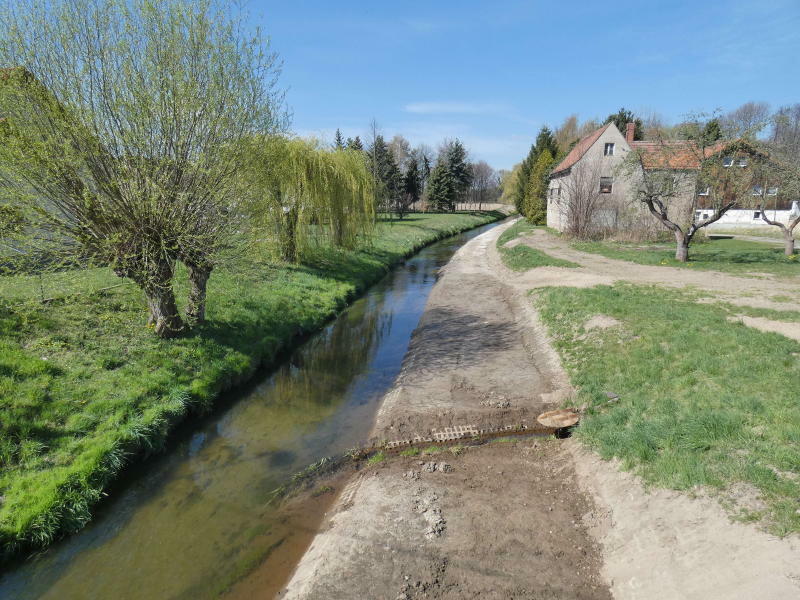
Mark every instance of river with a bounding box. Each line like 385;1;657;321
0;221;501;600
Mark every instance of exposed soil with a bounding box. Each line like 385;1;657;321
505;228;800;302
279;219;800;599
283;441;610;600
281;220;606;599
568;442;800;599
727;314;800;341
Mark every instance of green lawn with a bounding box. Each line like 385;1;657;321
536;284;800;534
0;211;504;561
497;219;578;271
572;238;799;278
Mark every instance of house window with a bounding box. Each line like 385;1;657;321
722;156;733;167
738;157;748;167
702;212;710;219
752;185;763;196
698;186;710;196
754;211;761;219
599;177;613;193
557;187;562;198
695;210;702;220
767;187;778;196
604;143;615;156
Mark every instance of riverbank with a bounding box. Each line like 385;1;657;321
0;210;508;563
282;218;612;599
282;218;800;599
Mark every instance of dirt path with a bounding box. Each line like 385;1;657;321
280;220;800;599
281;221;610;599
501;227;800;304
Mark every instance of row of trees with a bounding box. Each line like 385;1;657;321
0;0;380;338
0;0;504;339
331;128;500;216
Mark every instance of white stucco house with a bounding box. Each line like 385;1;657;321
545;122;799;234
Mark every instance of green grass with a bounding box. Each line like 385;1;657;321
0;210;504;562
500;245;579;271
572;238;799;278
497;218;536;246
497;219;578;271
536;284;800;534
366;451;386;465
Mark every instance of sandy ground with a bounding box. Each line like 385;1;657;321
281;220;800;600
281;220;607;599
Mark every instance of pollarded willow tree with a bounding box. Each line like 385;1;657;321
245;136;374;263
0;0;286;337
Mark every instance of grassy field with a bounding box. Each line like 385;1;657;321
572;238;799;277
0;211;504;561
536;283;800;534
497;219;578;271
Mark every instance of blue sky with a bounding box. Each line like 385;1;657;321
253;0;800;170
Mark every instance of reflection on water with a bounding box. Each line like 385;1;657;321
0;222;499;600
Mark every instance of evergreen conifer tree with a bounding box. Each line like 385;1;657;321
369;135;401;212
445;139;471;209
524;149;554;224
604;107;643;140
334;128;345;149
427;162;455;211
400;158;421;217
347;136;364;151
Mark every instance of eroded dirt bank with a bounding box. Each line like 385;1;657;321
281;221;609;599
281;220;800;599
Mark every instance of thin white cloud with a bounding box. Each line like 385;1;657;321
404;101;511;115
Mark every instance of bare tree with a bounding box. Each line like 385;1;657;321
469;161;495;210
755;148;800;255
770;104;800;156
387;135;411;171
721;101;771;138
559;158;606;239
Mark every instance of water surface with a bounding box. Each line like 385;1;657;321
0;221;500;600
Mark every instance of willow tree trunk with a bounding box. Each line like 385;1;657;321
280;206;299;262
115;257;183;338
674;231;689;262
144;280;183;338
186;262;212;324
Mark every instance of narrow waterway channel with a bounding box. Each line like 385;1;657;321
0;220;502;600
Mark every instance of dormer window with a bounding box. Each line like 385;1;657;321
752;185;763;196
604;143;615;156
698;187;710;196
722;156;733;167
767;187;778;196
738;157;748;167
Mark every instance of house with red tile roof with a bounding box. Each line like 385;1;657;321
546;122;797;234
546;122;711;234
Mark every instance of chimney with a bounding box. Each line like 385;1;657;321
625;122;635;143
